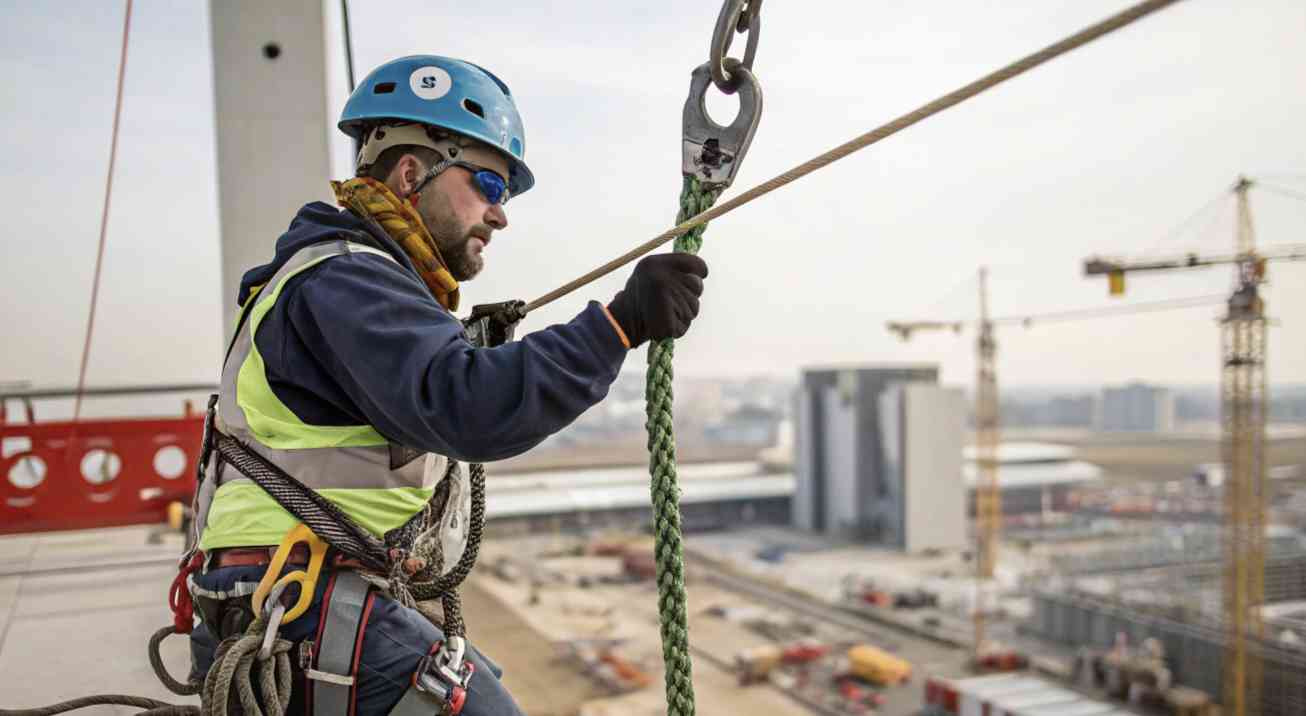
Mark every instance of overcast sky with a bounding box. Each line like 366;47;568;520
3;0;1305;398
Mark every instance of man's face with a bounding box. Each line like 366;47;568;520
411;147;510;282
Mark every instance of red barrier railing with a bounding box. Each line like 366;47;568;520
0;386;210;535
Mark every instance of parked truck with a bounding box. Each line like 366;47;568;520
735;644;783;686
847;644;912;686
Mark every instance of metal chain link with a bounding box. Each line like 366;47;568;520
709;0;762;94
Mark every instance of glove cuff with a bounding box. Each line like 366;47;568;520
601;304;632;349
607;290;647;349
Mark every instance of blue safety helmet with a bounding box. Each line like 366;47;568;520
339;55;534;196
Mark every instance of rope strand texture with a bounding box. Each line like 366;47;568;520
524;0;1185;314
647;176;725;716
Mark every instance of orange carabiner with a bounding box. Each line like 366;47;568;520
252;523;329;625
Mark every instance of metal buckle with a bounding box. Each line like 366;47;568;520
415;639;475;714
433;637;468;681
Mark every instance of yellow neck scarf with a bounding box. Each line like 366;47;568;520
330;177;460;311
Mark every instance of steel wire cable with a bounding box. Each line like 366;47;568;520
1133;190;1233;258
1257;182;1306;204
525;0;1188;314
990;292;1226;325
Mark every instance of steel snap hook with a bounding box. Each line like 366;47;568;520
682;61;763;189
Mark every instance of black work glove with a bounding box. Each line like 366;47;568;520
607;253;709;349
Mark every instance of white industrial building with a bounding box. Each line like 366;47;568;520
1098;382;1174;432
793;364;967;552
962;442;1103;518
484;461;793;534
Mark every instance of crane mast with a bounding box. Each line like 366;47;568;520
890;262;1244;673
885;268;999;665
973;267;999;660
1222;177;1266;716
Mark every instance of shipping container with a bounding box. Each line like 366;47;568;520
990;686;1083;716
958;676;1048;716
1018;701;1116;716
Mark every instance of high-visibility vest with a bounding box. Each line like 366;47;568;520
193;239;469;566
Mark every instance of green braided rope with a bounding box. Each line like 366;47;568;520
647;175;725;716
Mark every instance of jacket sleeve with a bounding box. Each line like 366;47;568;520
279;251;628;462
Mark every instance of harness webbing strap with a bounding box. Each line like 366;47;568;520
311;572;373;716
212;431;391;571
387;675;445;716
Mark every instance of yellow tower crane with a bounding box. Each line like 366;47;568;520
890;270;1231;668
889;267;997;664
1084;176;1306;716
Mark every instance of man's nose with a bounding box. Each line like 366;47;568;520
485;203;508;230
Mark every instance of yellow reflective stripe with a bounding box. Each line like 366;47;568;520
236;250;388;449
198;480;435;550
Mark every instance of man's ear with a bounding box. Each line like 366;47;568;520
388;154;424;196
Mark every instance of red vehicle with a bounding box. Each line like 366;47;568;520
861;590;892;607
782;641;829;664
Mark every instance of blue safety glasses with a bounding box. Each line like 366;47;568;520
412;158;510;205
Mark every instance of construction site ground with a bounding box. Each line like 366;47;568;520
7;431;1286;715
475;535;974;716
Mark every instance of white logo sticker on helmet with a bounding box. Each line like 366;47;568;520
410;67;453;100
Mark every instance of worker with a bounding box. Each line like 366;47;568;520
185;55;709;715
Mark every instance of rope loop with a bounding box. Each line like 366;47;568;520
200;614;294;716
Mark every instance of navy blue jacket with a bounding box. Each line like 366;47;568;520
235;202;627;463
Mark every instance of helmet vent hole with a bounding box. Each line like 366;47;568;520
373;82;396;94
462;99;485;119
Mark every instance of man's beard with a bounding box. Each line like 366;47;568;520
425;208;484;281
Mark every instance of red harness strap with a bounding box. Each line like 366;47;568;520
169;551;205;634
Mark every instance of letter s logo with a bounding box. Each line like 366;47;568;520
411;67;453;100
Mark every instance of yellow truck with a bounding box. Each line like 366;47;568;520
847;644;912;686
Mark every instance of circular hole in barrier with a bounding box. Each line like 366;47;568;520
153;445;187;480
263;42;281;60
8;455;47;489
80;449;122;485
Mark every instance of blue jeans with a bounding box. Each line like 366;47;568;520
190;565;523;716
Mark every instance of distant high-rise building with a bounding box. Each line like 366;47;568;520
1046;394;1096;427
793;364;966;551
1097;382;1174;432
